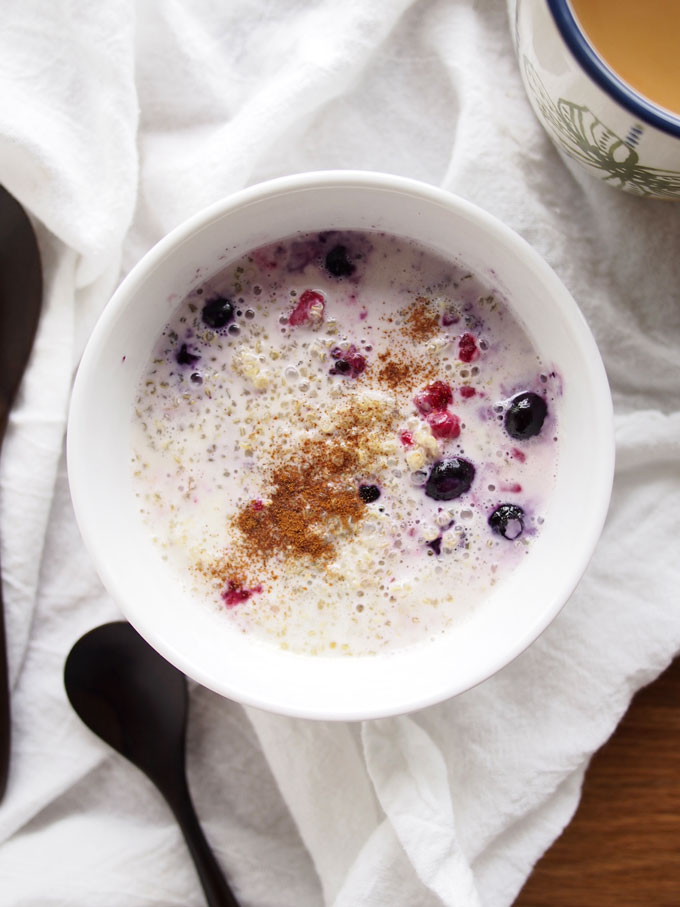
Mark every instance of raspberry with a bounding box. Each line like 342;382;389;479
222;581;263;607
426;411;461;440
289;289;325;326
458;332;478;363
413;380;453;414
346;352;366;375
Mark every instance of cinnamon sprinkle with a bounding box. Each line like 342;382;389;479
235;445;363;564
200;396;398;591
376;353;412;391
403;295;440;342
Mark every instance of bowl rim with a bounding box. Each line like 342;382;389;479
67;170;615;719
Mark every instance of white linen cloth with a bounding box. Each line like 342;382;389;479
1;1;679;904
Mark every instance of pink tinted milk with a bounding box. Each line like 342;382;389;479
131;230;560;656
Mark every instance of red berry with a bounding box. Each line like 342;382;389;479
426;411;461;440
329;343;367;378
458;332;478;363
500;482;523;493
442;305;460;326
413;380;453;414
222;581;263;607
289;289;325;326
346;352;366;374
400;430;414;447
460;385;476;398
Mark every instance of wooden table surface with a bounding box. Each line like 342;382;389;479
515;657;680;906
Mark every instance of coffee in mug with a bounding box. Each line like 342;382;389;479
570;0;680;116
511;0;680;199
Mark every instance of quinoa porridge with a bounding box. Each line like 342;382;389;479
131;230;560;656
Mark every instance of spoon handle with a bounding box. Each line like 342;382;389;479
164;775;240;907
0;564;8;800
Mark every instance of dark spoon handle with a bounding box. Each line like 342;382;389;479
0;555;8;800
0;408;10;799
164;775;240;907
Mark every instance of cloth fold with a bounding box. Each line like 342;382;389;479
1;1;678;905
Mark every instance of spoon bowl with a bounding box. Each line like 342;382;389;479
64;621;239;907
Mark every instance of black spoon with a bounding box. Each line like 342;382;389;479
0;184;42;801
64;621;240;907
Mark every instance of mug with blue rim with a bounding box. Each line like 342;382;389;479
510;0;680;200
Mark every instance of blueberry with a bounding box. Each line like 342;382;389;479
504;392;547;440
427;537;442;555
359;484;381;503
202;296;234;329
489;503;525;540
425;457;475;501
325;244;356;277
330;359;351;375
175;343;200;366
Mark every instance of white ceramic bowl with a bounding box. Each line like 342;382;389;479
67;171;614;720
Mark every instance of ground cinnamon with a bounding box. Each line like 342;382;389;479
376;353;412;390
202;398;397;593
403;295;440;342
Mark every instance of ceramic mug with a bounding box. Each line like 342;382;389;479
511;0;680;199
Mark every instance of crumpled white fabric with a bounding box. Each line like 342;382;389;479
1;1;679;905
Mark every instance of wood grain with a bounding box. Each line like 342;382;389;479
516;657;680;906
